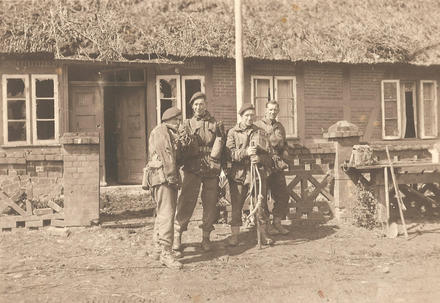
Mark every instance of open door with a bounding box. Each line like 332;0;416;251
114;87;147;184
69;85;106;185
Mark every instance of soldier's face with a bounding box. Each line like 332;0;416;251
266;103;279;120
192;98;207;117
168;115;182;128
241;109;255;126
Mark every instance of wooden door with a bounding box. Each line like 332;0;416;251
69;85;105;185
116;87;146;184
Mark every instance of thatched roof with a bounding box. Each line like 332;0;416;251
1;0;440;65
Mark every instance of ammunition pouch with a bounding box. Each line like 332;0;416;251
142;160;167;190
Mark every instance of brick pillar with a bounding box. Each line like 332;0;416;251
62;132;100;226
324;121;362;221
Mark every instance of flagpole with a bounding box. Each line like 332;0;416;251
235;0;244;118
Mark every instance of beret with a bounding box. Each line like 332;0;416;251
162;106;182;121
239;103;255;115
189;92;206;105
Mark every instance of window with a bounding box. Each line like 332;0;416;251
156;75;205;123
2;74;58;145
381;80;438;139
251;76;297;137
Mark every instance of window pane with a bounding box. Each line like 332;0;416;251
277;80;293;98
36;99;54;119
423;82;433;100
384;119;399;137
383;82;397;100
185;79;202;119
8;121;26;141
160;99;177;121
160;79;177;98
7;100;26;120
37;121;55;140
384;101;398;119
35;79;54;97
115;70;130;82
7;78;25;98
255;79;270;98
423;83;436;137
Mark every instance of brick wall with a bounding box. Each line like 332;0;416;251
211;62;237;130
62;132;100;226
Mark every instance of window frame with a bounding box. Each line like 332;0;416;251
274;76;298;138
251;75;298;138
156;75;181;124
181;75;205;120
2;74;31;146
420;80;438;139
381;79;402;140
31;74;59;145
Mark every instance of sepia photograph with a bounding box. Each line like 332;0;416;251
0;0;440;302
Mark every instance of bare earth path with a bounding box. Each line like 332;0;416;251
1;210;440;303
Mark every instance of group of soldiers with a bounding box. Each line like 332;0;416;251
143;92;291;269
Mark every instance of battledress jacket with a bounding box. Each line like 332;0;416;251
225;123;271;184
145;123;181;188
254;118;289;171
179;111;223;178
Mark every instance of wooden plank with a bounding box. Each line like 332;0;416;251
47;200;63;213
26;220;43;228
0;192;26;216
0;219;16;228
51;219;65;227
26;200;33;215
0;213;64;224
33;208;53;216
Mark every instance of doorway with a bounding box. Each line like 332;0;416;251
104;86;147;185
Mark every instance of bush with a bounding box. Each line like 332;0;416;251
352;182;380;229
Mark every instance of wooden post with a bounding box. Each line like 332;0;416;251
234;0;244;118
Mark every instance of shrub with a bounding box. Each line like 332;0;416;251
352;182;380;229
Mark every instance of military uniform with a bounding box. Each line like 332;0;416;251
145;107;183;269
254;117;290;228
174;109;224;249
226;122;271;227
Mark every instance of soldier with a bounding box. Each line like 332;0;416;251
254;100;290;235
173;92;225;252
226;103;274;246
145;107;183;269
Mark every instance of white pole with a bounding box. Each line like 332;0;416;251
234;0;244;119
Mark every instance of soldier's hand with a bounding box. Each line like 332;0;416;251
247;146;257;156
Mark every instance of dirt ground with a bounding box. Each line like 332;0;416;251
2;206;440;303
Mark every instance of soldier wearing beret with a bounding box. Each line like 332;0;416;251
173;92;225;252
254;100;290;236
225;103;274;246
145;106;183;269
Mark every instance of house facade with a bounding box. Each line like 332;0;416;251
1;56;439;186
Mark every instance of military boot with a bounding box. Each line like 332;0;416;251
273;217;289;235
266;222;281;236
228;226;240;247
259;223;275;246
148;245;161;261
201;231;212;251
172;231;183;252
160;248;183;269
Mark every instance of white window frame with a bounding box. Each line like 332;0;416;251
181;75;205;120
420;80;438;139
31;74;59;145
251;75;298;138
274;76;298;138
2;74;31;145
381;79;402;140
156;75;181;123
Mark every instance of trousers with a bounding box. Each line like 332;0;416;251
152;184;178;248
229;175;269;227
174;171;219;233
267;171;290;219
